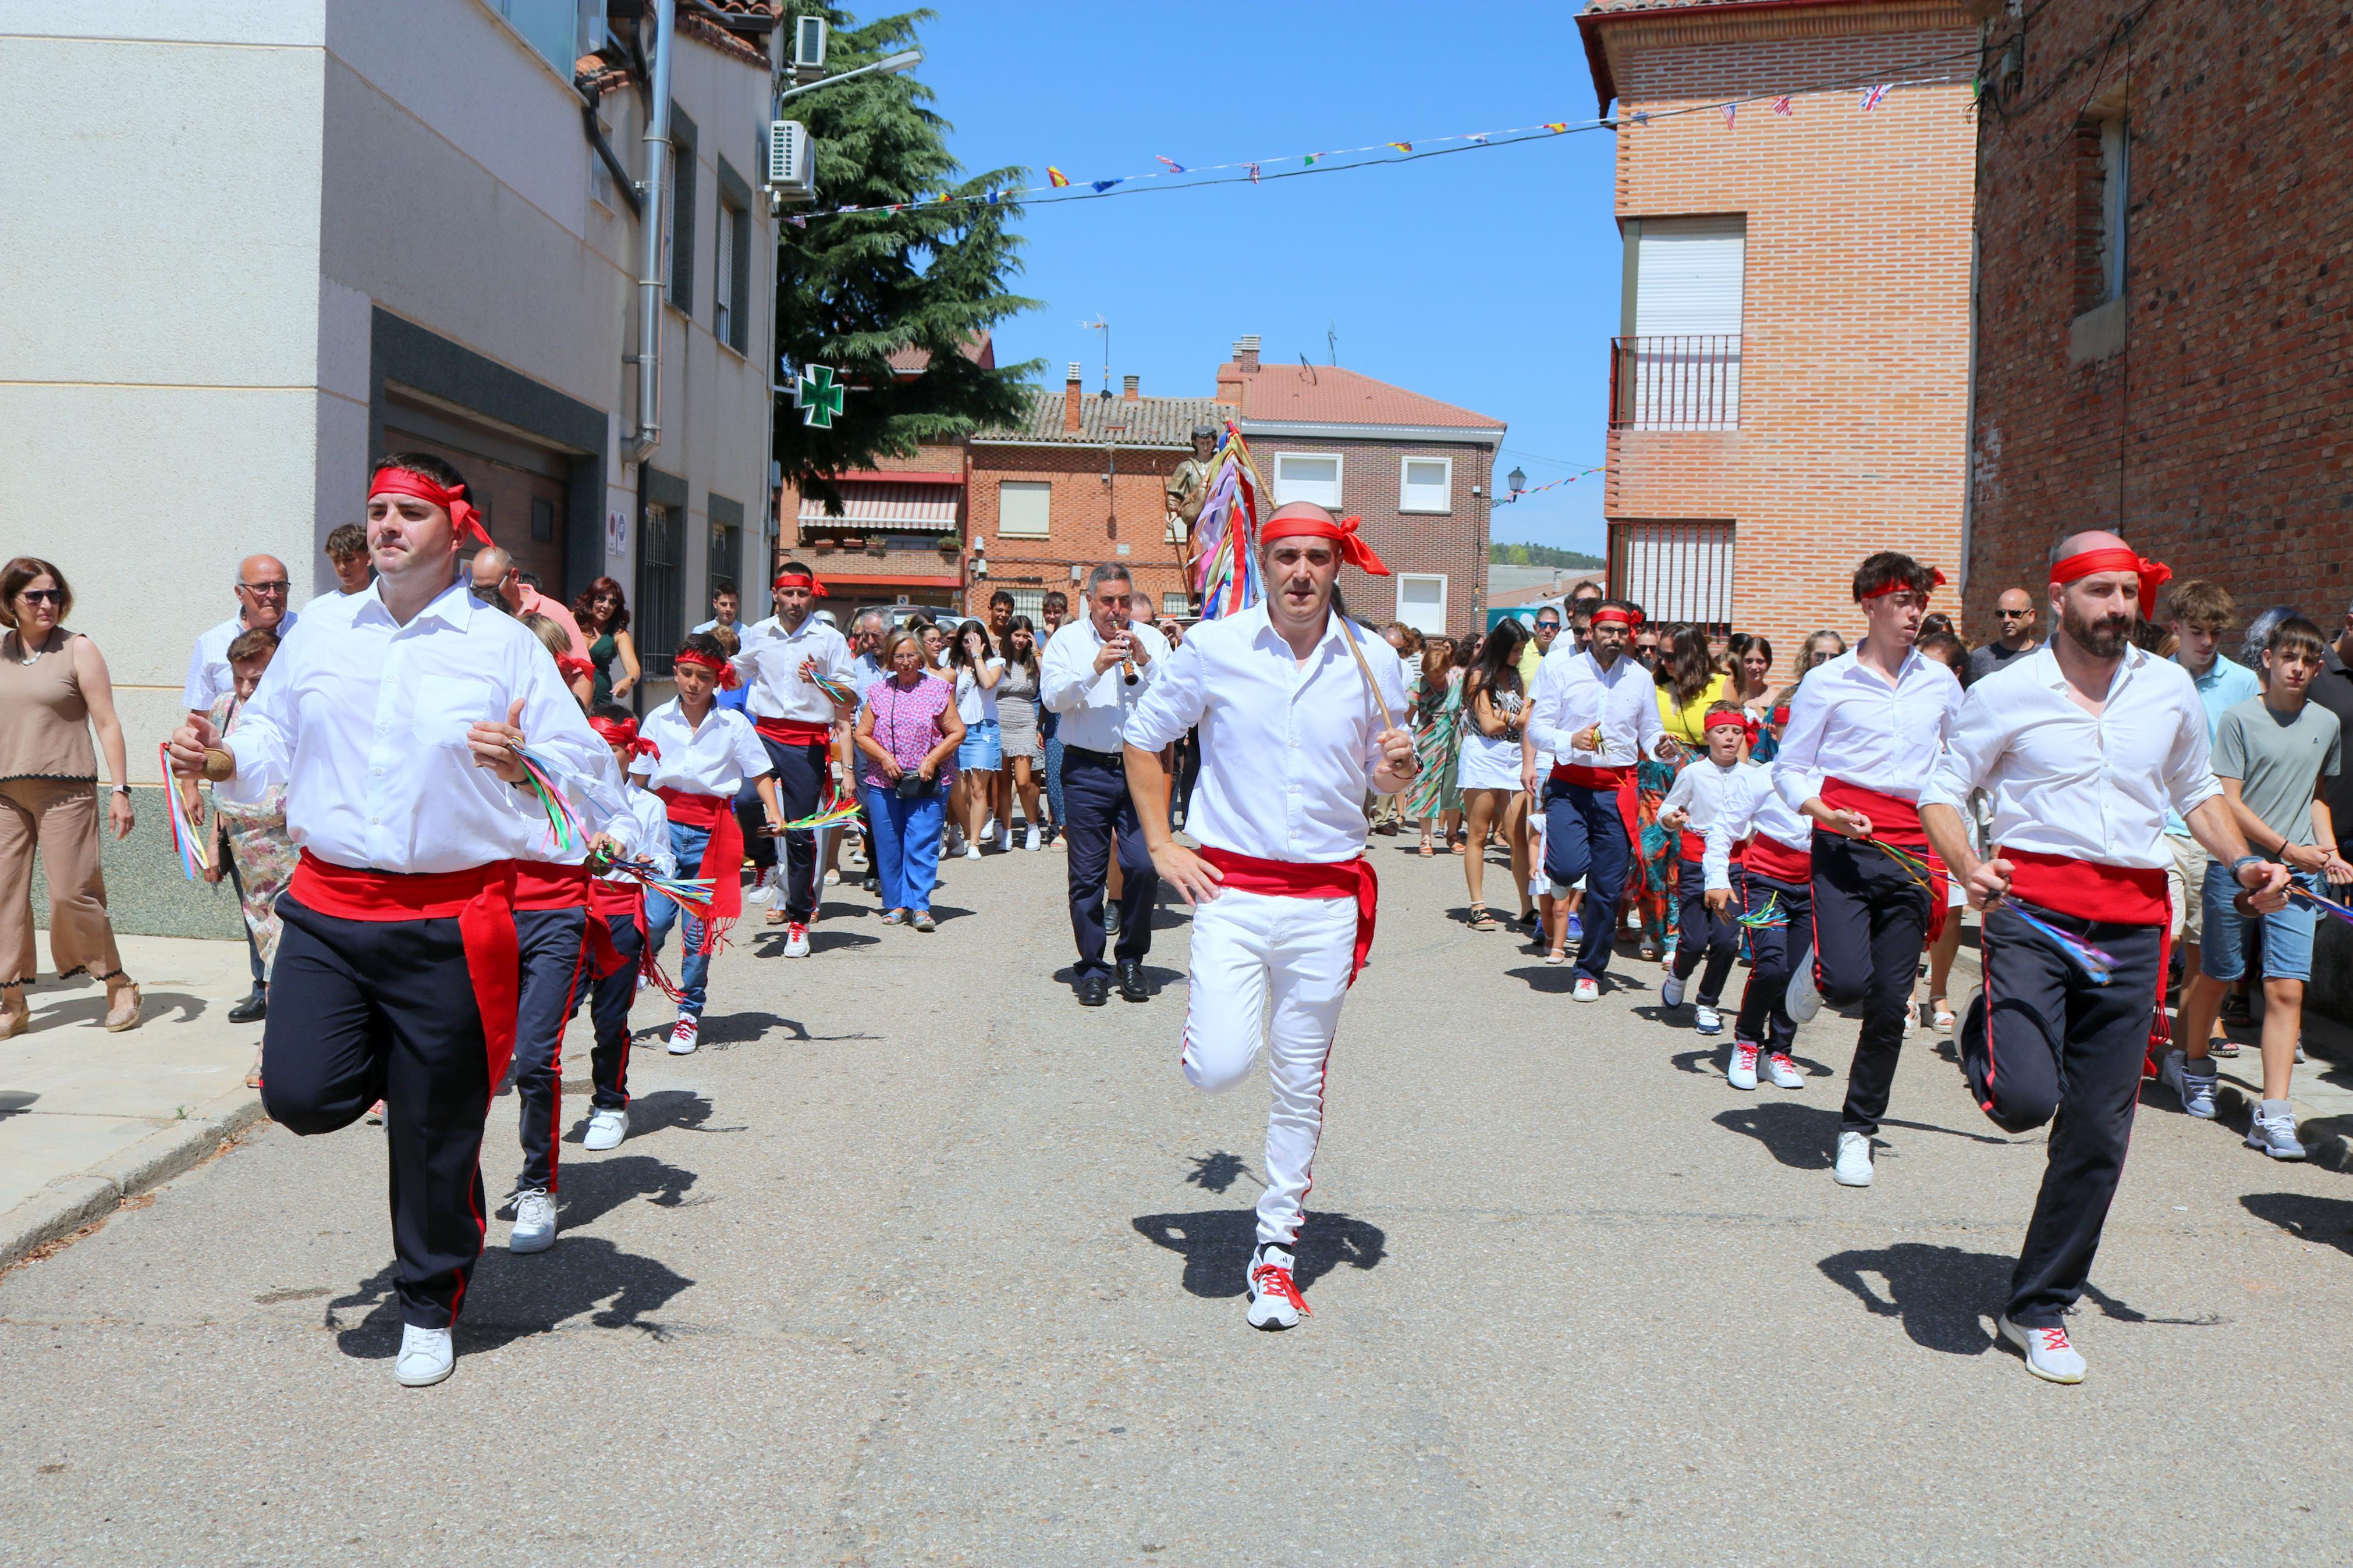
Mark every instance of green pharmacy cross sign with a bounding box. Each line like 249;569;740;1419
793;364;847;428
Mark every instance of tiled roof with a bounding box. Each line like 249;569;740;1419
677;9;768;67
887;333;998;375
1576;0;1887;111
978;390;1230;447
1225;364;1504;432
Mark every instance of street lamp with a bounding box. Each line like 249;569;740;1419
777;48;923;104
1507;466;1527;500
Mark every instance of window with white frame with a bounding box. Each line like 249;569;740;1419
1395;573;1447;635
1161;592;1190;618
1400;456;1451;513
1272;451;1343;509
998;480;1052;538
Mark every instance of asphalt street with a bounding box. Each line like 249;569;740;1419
5;840;2353;1565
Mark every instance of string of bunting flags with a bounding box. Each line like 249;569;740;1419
781;58;1975;229
1495;467;1604;503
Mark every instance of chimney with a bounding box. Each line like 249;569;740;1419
1233;335;1261;374
1063;361;1083;433
1122;374;1139;401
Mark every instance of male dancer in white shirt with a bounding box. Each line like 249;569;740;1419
572;706;675;1153
1922;531;2287;1383
1127;501;1414;1330
1772;553;1965;1188
1704;748;1818;1091
1654;704;1749;1034
167;452;610;1388
1523;600;1667;1001
731;564;857;957
1040;563;1170;1007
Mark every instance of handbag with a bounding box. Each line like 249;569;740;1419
879;678;941;799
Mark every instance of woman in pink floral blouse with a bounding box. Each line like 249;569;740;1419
854;628;965;931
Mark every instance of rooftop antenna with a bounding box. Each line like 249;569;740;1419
1080;314;1110;396
1327;321;1337;366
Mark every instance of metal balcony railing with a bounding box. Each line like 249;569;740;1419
1609;335;1742;431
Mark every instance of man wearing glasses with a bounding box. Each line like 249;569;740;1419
1967;587;2040;686
1519;607;1563;688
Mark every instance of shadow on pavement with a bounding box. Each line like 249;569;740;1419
1184;1150;1257;1196
1816;1242;2007;1354
553;1151;704;1227
1506;965;1581;995
327;1238;697;1358
1131;1209;1386;1299
1713;1101;1840;1168
30;989;210;1029
2242;1192;2353;1258
612;1088;743;1139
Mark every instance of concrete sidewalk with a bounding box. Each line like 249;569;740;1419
0;931;265;1267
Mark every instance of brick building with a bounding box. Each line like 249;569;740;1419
1962;0;2352;629
963;367;1223;623
1577;0;1978;669
1215;337;1504;638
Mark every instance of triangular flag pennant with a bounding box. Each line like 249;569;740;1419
1722;102;1736;127
1389;141;1413;153
1772;95;1794;115
1543;122;1568;132
788;214;807;229
1155;155;1186;173
1629;111;1651;125
1091;178;1123;193
1047;166;1070;188
1860;83;1891;110
1467;133;1488;144
1302;154;1319;166
1246;162;1260;184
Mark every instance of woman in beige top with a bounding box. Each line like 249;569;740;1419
0;557;141;1034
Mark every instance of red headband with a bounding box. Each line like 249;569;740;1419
2050;546;2172;613
1261;504;1391;577
673;648;740;689
370;466;493;550
1703;702;1751;733
589;716;661;759
1589;606;1643;630
773;570;828;598
1859;567;1948;605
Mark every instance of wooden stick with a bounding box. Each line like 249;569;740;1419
1339;615;1398;733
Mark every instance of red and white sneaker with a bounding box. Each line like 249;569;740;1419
667;1014;699;1055
1765;1051;1804;1089
783;923;811;958
2000;1315;2086;1383
1572;976;1600;1003
1245;1243;1310;1331
1726;1040;1760;1090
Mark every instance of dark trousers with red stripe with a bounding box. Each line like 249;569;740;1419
261;896;491;1331
568;912;643;1111
1541;781;1631;982
1671;856;1741;1007
1962;906;2163;1328
510;907;588;1194
1811;833;1932;1136
1734;869;1811;1053
760;735;831;922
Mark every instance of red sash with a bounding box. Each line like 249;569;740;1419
1678;829;1708;864
655;787;744;952
1995;846;2175;1065
1820;777;1924;842
288;851;522;1086
754;716;832;748
1198;845;1379;987
512;860;591;911
1743;832;1813;886
1550;763;1642;847
588;877;643;919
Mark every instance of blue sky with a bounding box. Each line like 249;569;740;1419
911;1;1620;558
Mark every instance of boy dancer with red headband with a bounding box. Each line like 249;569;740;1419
1524;599;1666;1001
1922;531;2287;1382
1705;739;1817;1091
636;633;785;1053
1126;501;1414;1330
168;452;612;1388
569;705;676;1153
1655;703;1749;1036
732;563;857;957
1772;552;1964;1187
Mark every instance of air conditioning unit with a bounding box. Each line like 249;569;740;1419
767;120;814;202
792;16;827;82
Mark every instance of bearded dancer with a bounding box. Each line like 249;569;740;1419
1921;532;2288;1383
731;563;857;957
1704;745;1816;1093
1772;552;1965;1189
1127;502;1414;1330
1524;599;1668;1001
566;706;676;1154
168;453;611;1388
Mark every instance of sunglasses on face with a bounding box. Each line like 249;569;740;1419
18;588;65;606
240;581;291;596
1997;609;2032;619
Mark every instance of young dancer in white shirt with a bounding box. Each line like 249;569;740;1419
1654;705;1749;1034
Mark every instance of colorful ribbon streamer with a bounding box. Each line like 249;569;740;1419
600;856;717;917
1190;424;1270;622
159;743;211;880
2287;882;2353;928
808;671;860;707
1997;898;2120;985
506;741;583;855
1737;890;1787;930
785;795;863;833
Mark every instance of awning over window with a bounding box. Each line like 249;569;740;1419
799;481;960;531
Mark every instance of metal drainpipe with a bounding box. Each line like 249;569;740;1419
629;0;675;463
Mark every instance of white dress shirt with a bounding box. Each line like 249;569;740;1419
1127;604;1408;865
630;701;773;798
1526;645;1666;769
732;613;857;724
1704;763;1815;892
1660;756;1740;837
600;785;679;881
1921;645;2221;872
1039;615;1172;753
1772;643;1964;812
184;609;300;712
218;583;602;875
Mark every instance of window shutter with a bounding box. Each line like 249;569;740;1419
729;198;751;353
668;106;697;314
1633;216;1744;335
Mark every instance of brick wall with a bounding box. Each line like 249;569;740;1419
1966;0;2353;631
966;443;1194;617
1599;4;1978;678
786;438;966;608
1245;435;1494;636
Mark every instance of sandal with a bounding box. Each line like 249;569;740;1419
1418;839;1435;858
244;1045;264;1090
103;979;143;1033
0;985;26;1040
1543;949;1567;966
1929;997;1957;1034
2211;1038;2241;1058
911;911;936;933
1468;904;1498;931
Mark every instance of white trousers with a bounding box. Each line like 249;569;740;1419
1180;886;1358;1246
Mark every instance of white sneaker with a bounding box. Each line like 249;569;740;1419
2000;1315;2087;1384
783;922;811;958
1660;973;1687;1009
1573;976;1600;1002
1833;1130;1874;1187
964;844;982;861
746;877;774;904
1024;826;1041;852
634;970;649;995
395;1324;455;1387
1727;1040;1759;1090
668;1014;699;1055
999;825;1014;852
583;1105;628;1151
1693;1004;1724;1036
1765;1051;1804;1090
1245;1243;1309;1330
509;1188;556;1253
981;816;998;840
1786;948;1824;1023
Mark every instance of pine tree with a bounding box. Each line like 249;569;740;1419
774;5;1041;512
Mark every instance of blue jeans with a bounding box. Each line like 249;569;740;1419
643;820;713;1016
1542;780;1631;982
2202;863;2319;983
865;785;945;914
